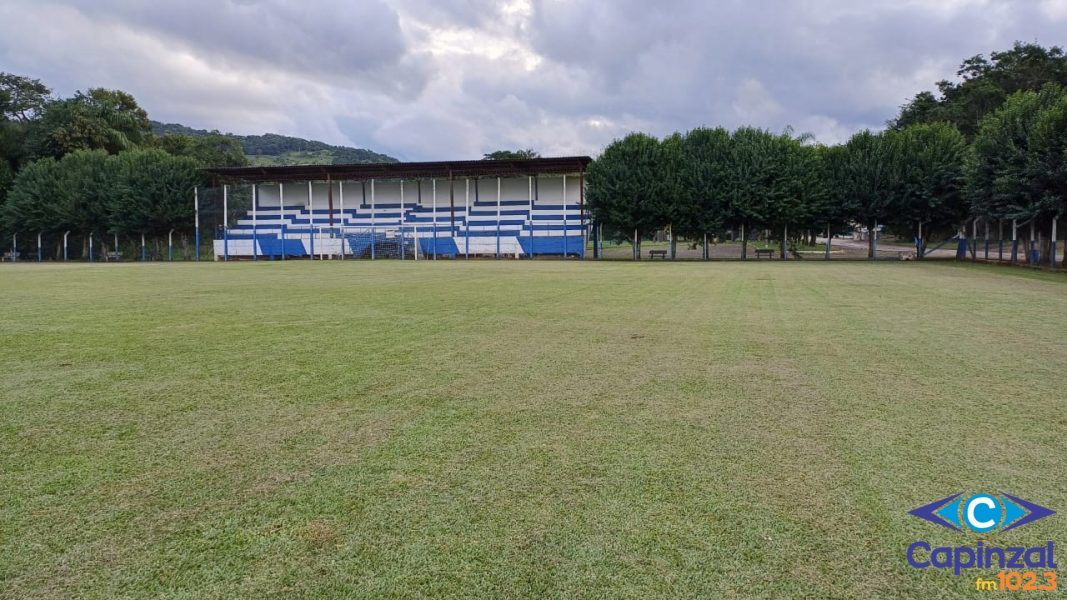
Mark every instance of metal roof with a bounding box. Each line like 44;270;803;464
204;156;592;183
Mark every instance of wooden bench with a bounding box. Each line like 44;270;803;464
648;249;668;259
754;249;775;259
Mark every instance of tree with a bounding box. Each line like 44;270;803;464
0;74;50;202
824;130;896;258
158;133;248;167
0;73;51;123
1;157;63;236
483;149;540;160
892;43;1067;138
27;88;152;159
967;85;1067;223
55;151;119;253
674;128;731;257
586;133;668;259
109;149;202;239
884;123;968;252
1025;91;1067;223
721;128;818;258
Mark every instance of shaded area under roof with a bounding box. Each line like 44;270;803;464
204;156;592;183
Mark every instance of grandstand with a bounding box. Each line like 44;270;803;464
202;157;591;260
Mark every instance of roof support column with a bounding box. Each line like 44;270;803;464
327;173;334;227
579;165;585;260
449;169;456;244
563;175;568;258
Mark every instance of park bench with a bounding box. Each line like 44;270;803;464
754;249;775;259
2;251;20;262
649;249;668;260
105;251;122;262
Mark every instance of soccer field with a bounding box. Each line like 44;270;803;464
1;261;1064;598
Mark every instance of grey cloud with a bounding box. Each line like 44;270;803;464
2;0;1066;160
47;0;430;97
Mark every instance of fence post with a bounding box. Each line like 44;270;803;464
873;220;879;259
1011;219;1018;263
998;220;1003;261
984;221;990;260
1030;220;1037;264
194;187;200;262
1052;216;1059;268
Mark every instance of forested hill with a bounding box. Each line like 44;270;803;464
150;121;398;166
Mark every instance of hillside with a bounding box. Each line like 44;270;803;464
151;121;398;166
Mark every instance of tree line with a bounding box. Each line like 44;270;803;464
3;43;1066;261
0;75;247;258
587;43;1067;260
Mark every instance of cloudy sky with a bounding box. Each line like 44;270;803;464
1;0;1065;160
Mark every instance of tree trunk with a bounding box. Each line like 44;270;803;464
741;224;748;260
867;222;876;260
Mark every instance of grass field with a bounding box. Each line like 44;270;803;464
2;261;1065;598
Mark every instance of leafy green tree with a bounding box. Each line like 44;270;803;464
806;145;851;248
674;127;731;256
0;73;50;206
1;157;63;236
967;85;1067;223
0;73;51;122
892;43;1067;138
884;123;968;252
721;128;818;258
3;151;118;257
28;88;152;159
482;149;540;160
158;133;248;167
109;149;202;238
1026;91;1067;222
586;133;668;259
824;130;896;258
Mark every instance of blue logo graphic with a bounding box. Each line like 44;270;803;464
910;493;1055;533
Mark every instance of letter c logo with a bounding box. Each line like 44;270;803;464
965;494;1000;532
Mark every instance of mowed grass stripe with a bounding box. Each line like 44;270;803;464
1;261;1065;598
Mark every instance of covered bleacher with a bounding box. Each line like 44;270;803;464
202;157;591;260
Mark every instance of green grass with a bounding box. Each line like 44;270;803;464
1;261;1065;598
